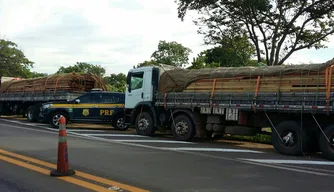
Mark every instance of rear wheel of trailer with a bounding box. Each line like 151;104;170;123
271;120;313;156
26;104;42;122
171;114;195;141
318;124;334;161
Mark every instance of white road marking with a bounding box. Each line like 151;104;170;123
240;159;334;165
111;139;195;144
67;130;105;132
81;133;147;137
161;147;264;153
1;119;37;126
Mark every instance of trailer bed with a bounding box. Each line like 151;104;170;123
0;90;84;102
155;92;334;114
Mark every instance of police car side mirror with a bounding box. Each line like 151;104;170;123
75;99;80;104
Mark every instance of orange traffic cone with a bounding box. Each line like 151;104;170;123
50;115;75;177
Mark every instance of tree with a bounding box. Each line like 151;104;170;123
135;60;159;68
150;40;192;68
187;51;219;69
103;73;127;92
205;35;256;67
176;0;334;66
21;68;48;78
0;39;34;77
188;35;256;69
57;62;106;76
135;40;192;68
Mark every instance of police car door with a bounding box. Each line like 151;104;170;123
73;93;99;121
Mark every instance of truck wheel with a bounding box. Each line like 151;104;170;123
27;106;39;122
271;120;310;156
318;124;334;161
136;112;155;136
50;111;68;128
171;114;195;141
112;114;128;131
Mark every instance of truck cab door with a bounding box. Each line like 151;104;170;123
125;72;144;109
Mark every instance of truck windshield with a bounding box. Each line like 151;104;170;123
130;73;143;90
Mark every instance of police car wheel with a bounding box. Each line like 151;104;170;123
113;116;128;131
50;112;68;128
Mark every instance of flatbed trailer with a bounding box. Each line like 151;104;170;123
0;90;84;121
124;64;334;161
0;73;106;122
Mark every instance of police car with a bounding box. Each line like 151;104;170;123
39;90;128;130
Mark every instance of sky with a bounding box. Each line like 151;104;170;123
0;0;334;76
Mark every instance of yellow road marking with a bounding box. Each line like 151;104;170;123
0;154;112;192
0;149;149;192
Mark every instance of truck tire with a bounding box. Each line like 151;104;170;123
318;124;334;161
136;112;155;136
112;113;129;131
50;111;69;128
0;102;3;116
27;105;40;122
271;120;310;156
171;114;195;142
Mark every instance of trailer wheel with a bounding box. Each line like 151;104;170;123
271;120;310;156
171;114;195;141
136;112;155;136
27;105;40;122
318;124;334;161
50;111;68;128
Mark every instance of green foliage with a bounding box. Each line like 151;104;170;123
175;0;334;66
209;35;256;67
188;35;256;69
151;40;192;67
0;39;35;78
103;73;127;92
135;60;159;68
57;62;106;76
21;68;48;78
137;40;192;68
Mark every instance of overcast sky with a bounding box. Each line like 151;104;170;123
1;0;334;76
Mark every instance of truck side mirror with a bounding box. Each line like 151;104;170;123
126;84;131;93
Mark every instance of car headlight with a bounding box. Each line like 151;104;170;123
42;104;52;109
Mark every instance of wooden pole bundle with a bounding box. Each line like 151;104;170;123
158;58;334;94
184;70;334;93
0;73;107;93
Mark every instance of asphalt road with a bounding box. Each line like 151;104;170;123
1;118;334;192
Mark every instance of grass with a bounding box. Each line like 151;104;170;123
223;133;272;144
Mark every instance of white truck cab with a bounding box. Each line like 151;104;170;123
125;66;159;109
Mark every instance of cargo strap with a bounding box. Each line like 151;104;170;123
54;75;65;95
253;76;261;112
210;79;217;109
325;66;334;114
163;93;167;109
